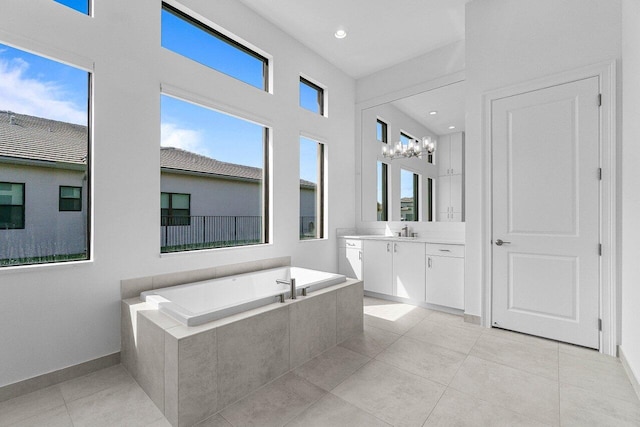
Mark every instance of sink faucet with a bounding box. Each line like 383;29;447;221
276;278;297;299
402;225;409;237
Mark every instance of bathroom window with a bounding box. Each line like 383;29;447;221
377;161;388;221
161;192;190;226
300;77;325;115
401;169;419;221
377;119;388;143
160;94;269;252
0;43;90;267
0;183;25;229
59;186;82;212
426;178;433;222
299;137;325;240
161;2;269;91
54;0;90;15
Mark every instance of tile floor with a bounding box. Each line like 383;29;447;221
1;296;639;427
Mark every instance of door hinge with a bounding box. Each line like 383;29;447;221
599;243;602;256
597;93;602;107
598;318;602;331
598;168;602;180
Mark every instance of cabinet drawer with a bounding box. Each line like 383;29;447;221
425;243;464;258
339;238;362;249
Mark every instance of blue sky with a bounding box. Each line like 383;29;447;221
54;0;89;15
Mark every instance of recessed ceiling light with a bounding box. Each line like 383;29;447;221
334;28;347;39
448;125;456;130
429;111;437;115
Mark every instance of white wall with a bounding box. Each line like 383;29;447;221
464;0;622;317
621;0;640;390
0;0;355;387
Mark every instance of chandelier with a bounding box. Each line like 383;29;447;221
382;136;436;160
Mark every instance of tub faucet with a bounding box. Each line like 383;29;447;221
276;278;297;299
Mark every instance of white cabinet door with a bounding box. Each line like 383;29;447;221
393;242;426;300
450;174;463;214
437;135;451;176
363;240;392;294
437;175;451;219
339;247;363;280
449;133;464;175
426;255;464;309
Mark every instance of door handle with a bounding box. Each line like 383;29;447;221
495;239;511;246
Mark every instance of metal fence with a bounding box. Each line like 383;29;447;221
161;215;262;252
300;215;317;239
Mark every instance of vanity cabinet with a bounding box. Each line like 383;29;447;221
425;243;464;309
362;240;425;300
437;132;465;222
338;238;363;280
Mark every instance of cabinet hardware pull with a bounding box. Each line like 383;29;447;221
439;249;451;252
394;243;398;253
428;257;432;268
386;243;390;252
358;251;362;260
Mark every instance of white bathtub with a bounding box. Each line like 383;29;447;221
141;266;346;326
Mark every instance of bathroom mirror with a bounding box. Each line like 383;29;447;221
360;80;466;223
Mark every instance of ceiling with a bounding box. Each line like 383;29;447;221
391;81;466;136
238;0;469;79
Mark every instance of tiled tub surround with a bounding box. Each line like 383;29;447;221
122;278;363;427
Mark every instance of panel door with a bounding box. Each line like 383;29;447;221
393;242;426;300
491;77;600;348
426;255;464;309
339;247;363;280
449;132;464;175
363;240;392;294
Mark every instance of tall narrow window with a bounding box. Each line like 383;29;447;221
54;0;90;15
161;3;268;91
426;178;433;222
0;43;90;267
161;94;269;252
377;161;388;221
377;119;388;143
59;186;82;212
299;137;325;240
0;183;25;229
400;132;412;147
300;77;325;115
401;169;419;221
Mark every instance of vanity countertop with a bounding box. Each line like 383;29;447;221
340;235;465;245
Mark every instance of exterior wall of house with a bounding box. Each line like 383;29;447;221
0;0;355;387
0;163;87;260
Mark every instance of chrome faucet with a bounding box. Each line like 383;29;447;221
402;225;409;237
276;278;297;299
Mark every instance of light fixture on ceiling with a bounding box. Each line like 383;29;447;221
448;125;456;130
334;28;347;39
429;111;438;115
382;136;436;161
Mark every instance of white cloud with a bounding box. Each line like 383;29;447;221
161;123;209;156
0;56;87;125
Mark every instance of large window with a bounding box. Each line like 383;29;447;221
0;44;90;267
300;137;325;240
59;186;82;212
0;183;25;229
161;94;268;252
300;77;325;115
401;169;419;221
377;119;388;143
377;162;388;221
161;3;269;91
54;0;90;15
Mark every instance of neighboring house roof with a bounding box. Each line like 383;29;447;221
0;111;316;188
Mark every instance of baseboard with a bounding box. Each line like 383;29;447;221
618;345;640;401
464;313;482;325
363;291;464;316
0;352;120;403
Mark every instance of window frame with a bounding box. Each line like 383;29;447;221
299;137;325;240
0;182;25;230
377;119;388;143
59;186;82;212
299;76;325;116
161;192;191;226
161;2;270;92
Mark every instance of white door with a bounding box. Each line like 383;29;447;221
363;240;393;294
492;77;600;349
393;242;425;300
